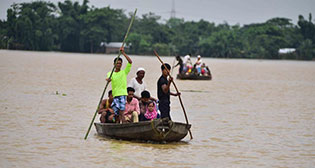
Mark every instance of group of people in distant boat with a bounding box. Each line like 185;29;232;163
174;54;211;76
98;47;180;124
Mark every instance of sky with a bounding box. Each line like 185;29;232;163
1;0;314;25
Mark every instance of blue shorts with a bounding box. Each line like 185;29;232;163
111;96;126;115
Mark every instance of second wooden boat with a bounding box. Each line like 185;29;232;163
176;73;212;80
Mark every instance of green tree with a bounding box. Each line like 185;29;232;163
58;0;88;52
5;1;57;50
81;7;127;53
298;14;315;43
152;43;171;56
0;20;8;48
297;39;314;60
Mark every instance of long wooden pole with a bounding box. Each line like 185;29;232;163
84;9;137;140
154;50;193;140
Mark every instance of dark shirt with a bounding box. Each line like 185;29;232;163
176;58;183;67
157;75;170;103
139;100;147;114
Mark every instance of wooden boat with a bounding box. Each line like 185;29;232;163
94;118;191;142
177;73;212;80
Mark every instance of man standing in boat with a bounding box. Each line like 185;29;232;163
157;63;180;120
106;47;132;123
174;55;183;74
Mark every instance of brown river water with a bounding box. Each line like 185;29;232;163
0;50;314;168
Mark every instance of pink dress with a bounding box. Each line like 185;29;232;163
144;104;158;120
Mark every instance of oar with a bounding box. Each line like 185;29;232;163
84;9;137;140
154;50;193;140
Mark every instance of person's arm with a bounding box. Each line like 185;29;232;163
174;61;180;67
161;77;180;97
133;95;141;100
135;100;140;115
150;96;157;102
170;92;180;96
106;72;111;82
161;76;172;94
107;107;114;114
120;47;132;64
98;99;107;114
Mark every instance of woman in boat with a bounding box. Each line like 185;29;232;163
98;90;115;123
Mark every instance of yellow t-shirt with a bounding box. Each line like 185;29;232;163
107;63;132;97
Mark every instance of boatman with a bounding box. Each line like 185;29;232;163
174;55;184;74
157;63;180;120
106;47;132;123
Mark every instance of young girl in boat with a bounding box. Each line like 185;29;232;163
144;101;159;121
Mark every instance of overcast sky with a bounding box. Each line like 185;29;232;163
1;0;314;25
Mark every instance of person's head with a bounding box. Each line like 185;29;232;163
197;55;201;60
136;67;145;79
161;63;171;76
108;90;113;100
113;57;123;70
141;90;150;103
176;55;180;60
147;101;155;112
127;87;135;100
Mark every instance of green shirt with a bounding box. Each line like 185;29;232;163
107;62;132;97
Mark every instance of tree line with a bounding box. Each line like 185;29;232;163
0;0;314;60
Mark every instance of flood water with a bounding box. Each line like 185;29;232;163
0;50;314;168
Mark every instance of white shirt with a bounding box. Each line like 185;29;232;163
196;59;202;68
183;55;190;64
128;77;146;98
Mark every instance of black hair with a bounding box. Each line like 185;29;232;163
147;100;154;106
161;63;171;71
108;90;112;96
141;90;150;98
127;87;135;93
114;57;123;64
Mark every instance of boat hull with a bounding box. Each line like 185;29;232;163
94;118;191;142
177;73;211;80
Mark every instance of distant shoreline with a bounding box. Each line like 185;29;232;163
1;49;314;61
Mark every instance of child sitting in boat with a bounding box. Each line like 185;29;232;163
144;101;159;121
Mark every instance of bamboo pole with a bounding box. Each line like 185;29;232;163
84;9;137;140
154;50;193;140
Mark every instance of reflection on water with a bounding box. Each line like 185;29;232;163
0;50;314;168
